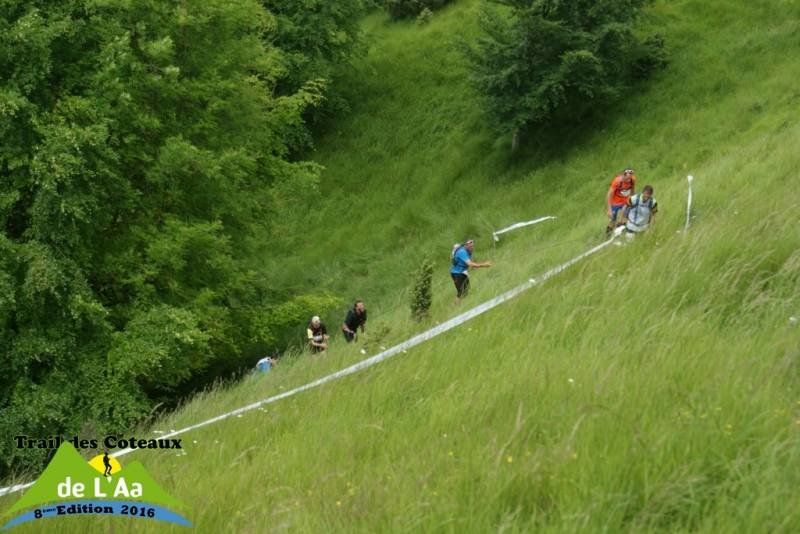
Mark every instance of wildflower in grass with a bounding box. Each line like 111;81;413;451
448;451;454;457
336;501;342;507
506;456;513;464
724;423;733;434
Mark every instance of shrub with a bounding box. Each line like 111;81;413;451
410;259;434;321
417;7;434;25
384;0;451;20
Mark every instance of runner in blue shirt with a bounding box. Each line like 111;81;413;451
450;239;492;305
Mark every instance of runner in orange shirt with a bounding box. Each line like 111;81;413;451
606;168;636;236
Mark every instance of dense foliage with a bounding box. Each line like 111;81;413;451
465;0;666;142
0;0;349;477
262;0;366;146
383;0;452;20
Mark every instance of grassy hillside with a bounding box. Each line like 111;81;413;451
3;0;800;531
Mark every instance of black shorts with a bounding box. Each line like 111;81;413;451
451;273;470;298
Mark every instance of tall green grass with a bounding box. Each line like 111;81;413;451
3;0;800;531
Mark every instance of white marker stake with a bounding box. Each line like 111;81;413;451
684;175;694;232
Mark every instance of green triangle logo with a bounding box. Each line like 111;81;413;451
2;444;190;529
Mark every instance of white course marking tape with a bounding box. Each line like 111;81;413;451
493;216;556;242
684;175;694;232
0;235;614;498
0;481;33;499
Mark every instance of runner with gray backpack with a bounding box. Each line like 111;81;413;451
622;185;658;236
450;239;492;305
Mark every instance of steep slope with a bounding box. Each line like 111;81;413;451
3;0;799;531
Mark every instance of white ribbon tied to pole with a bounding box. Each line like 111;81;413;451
493;216;556;242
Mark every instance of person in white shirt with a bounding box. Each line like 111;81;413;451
623;185;658;234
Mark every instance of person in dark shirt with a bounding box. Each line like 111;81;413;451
342;300;367;342
307;316;329;353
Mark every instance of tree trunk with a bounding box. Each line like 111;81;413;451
511;129;520;152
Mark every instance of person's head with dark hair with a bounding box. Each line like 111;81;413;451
464;238;474;253
642;185;654;201
354;300;365;313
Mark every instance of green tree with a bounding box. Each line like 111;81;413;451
465;0;666;147
383;0;452;20
263;0;367;146
410;259;434;321
0;0;334;477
